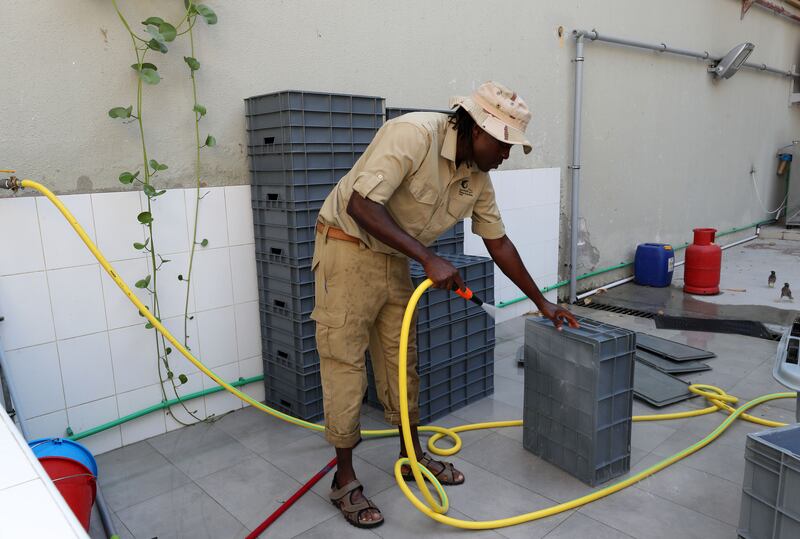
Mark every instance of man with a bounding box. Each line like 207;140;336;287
312;81;578;528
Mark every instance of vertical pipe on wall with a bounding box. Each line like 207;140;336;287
569;35;585;303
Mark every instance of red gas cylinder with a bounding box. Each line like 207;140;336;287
684;228;722;295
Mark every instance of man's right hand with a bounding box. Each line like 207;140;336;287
422;253;465;291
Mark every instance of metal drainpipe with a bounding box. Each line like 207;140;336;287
569;34;585;304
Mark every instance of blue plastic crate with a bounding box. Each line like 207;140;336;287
523;315;635;486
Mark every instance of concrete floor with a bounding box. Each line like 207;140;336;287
88;237;799;539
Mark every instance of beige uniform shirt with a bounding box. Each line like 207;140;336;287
317;112;506;255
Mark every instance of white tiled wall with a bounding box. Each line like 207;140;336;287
0;186;263;455
465;168;561;324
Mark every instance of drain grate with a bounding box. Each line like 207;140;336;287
581;301;655;319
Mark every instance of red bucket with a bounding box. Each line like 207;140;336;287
38;456;97;531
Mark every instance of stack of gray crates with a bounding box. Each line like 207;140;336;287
366;253;495;423
523;316;635;486
246;90;384;421
738;424;800;538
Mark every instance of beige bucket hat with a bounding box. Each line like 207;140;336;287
449;81;533;154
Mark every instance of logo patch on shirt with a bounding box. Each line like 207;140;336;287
459;179;473;197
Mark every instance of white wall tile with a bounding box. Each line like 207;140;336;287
229;244;258;303
142;188;190;254
225;185;255;246
162;315;201;376
0;272;55;350
108;323;159;393
191;247;234;311
203;362;242;417
195;306;238;368
23;410;69;439
186;187;229;250
4;343;64;419
0;197;45;276
238;356;265;404
234;301;261;361
92;191;145;262
48;265;107;340
0;479;88;539
0;424;38;490
100;257;151;330
37;193;97;270
152;251;195;320
164;372;206;431
57;332;115;408
116;384;166;445
66;397;121;455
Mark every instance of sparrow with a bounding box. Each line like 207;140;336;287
768;271;776;288
781;283;793;301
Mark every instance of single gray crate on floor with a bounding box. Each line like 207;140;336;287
738;424;800;539
523;315;635;486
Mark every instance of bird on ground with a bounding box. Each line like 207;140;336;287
768;271;776;288
780;283;793;301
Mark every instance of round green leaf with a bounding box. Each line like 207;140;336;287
200;239;209;247
178;374;188;384
137;211;154;224
193;104;207;117
145;322;154;329
184;56;200;71
149;159;160;171
142;17;165;26
139;67;161;84
154;189;167;197
167;370;174;379
108;106;132;119
196;4;217;24
133;241;146;250
166;347;173;355
118;171;139;184
147;39;168;54
135;275;151;289
159;22;177;42
143;184;156;197
205;135;216;147
131;63;158;72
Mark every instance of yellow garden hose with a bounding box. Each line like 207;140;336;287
8;177;797;530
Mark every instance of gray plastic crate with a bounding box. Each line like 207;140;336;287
250;168;346;187
255;236;315;266
259;285;314;318
251;184;330;212
738;424;800;539
255;259;314;288
366;344;494;423
247;142;370;156
417;319;495;369
246;90;384;116
263;378;323;422
385;107;451;120
409;254;494;330
247;125;380;149
523;316;635;486
250;149;361;172
246;109;383;130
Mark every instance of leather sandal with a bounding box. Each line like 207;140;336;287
329;474;384;529
400;452;465;485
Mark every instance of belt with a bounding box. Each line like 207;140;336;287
316;222;361;244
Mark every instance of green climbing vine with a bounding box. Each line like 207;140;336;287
108;0;218;425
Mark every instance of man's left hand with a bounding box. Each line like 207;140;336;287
539;301;580;331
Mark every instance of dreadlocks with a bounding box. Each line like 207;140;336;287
448;106;476;166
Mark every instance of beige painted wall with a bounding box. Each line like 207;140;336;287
3;0;799;294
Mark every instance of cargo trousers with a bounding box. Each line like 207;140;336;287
310;227;420;448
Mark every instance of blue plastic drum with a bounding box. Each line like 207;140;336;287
634;243;675;287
